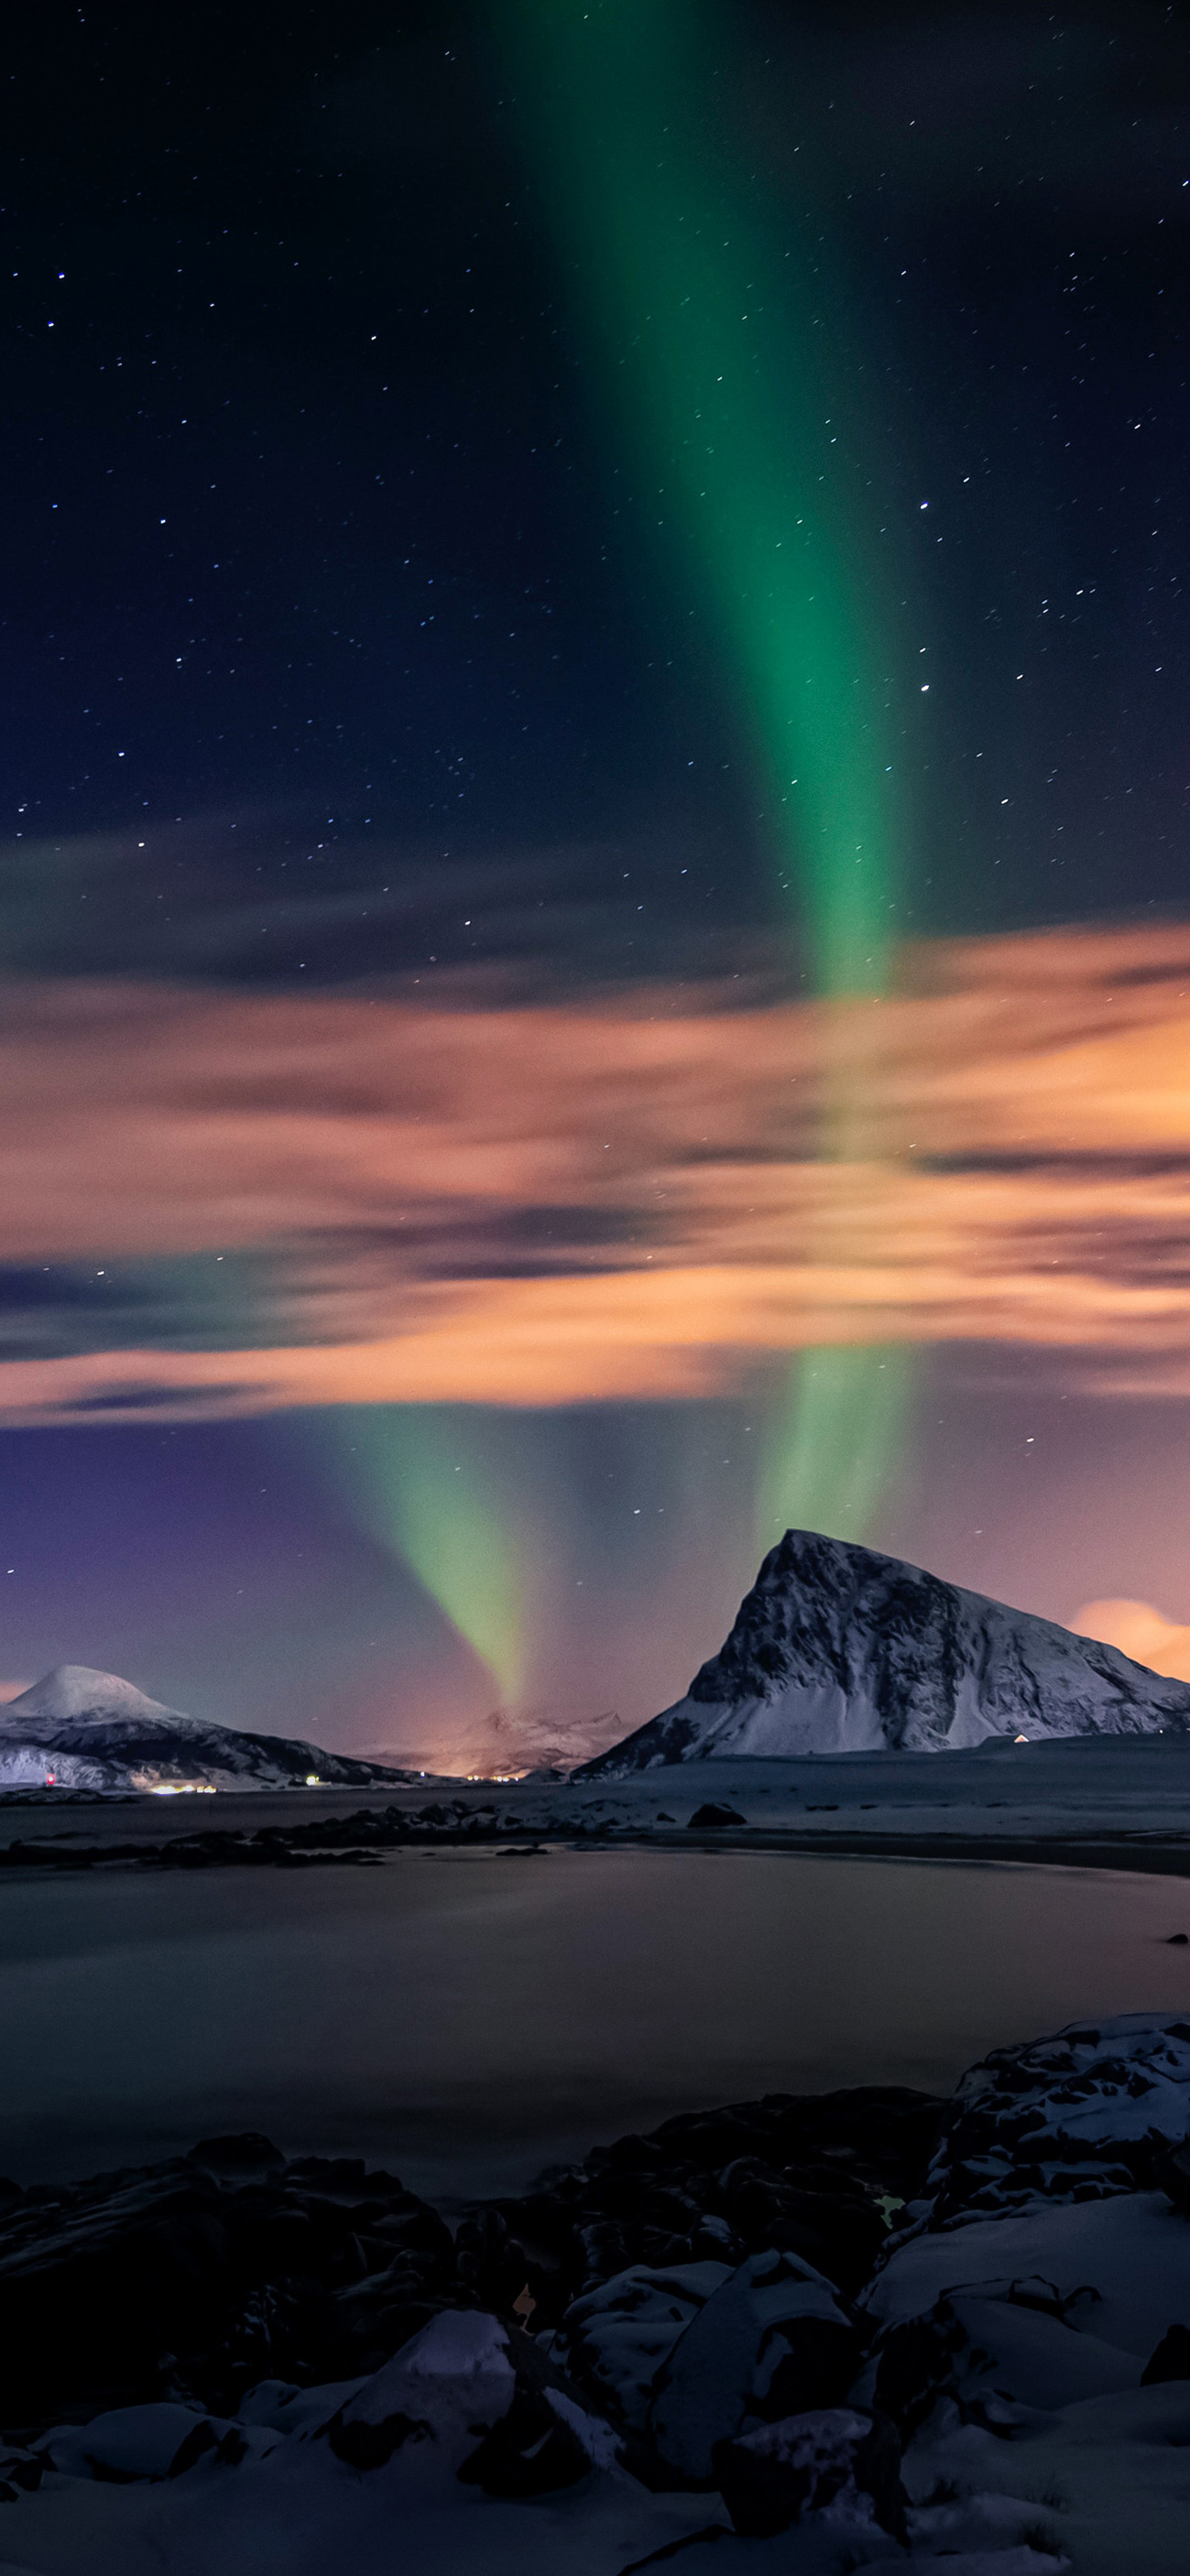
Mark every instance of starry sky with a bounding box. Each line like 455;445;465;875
2;0;1189;1764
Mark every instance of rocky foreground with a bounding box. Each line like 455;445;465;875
0;2018;1188;2568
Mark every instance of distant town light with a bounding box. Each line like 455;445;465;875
305;1773;322;1787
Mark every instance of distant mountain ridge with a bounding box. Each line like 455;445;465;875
0;1665;412;1792
578;1530;1190;1775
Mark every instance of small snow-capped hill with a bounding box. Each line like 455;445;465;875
578;1529;1190;1774
0;1665;412;1792
8;1666;189;1728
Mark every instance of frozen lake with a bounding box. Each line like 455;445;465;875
4;1846;1190;2202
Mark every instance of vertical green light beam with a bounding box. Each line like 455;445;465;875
494;0;901;995
755;1345;914;1550
330;1406;525;1705
495;0;915;1546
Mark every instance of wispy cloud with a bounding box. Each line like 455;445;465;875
1072;1600;1190;1684
2;918;1190;1418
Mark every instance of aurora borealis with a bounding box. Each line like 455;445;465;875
496;0;904;998
1;1;1188;1755
493;0;912;1577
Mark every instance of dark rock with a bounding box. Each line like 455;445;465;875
759;2317;866;2419
714;2407;907;2542
470;2081;944;2334
0;2079;946;2431
187;2136;286;2181
1141;2322;1190;2385
577;2219;632;2290
0;2452;42;2494
328;2408;431;2470
649;2248;862;2481
0;2144;454;2424
457;2385;591;2495
874;2304;970;2440
453;2207;531;2317
1167;1933;1189;1946
686;1805;745;1830
167;2418;219;2477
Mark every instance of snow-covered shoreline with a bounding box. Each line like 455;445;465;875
5;1742;1190;1880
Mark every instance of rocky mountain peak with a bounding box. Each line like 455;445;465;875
579;1529;1190;1774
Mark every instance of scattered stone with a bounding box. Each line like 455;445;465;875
685;1805;745;1830
713;2405;907;2542
0;2081;944;2438
1141;2323;1190;2386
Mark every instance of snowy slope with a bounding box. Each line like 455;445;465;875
580;1529;1190;1773
0;1665;411;1791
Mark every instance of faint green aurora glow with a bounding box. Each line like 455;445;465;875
330;1408;525;1705
755;1347;915;1551
496;0;917;1553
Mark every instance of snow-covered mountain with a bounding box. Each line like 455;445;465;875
355;1702;629;1780
0;1665;413;1792
579;1529;1190;1774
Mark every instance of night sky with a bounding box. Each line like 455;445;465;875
2;0;1189;1765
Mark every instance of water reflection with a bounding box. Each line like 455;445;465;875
0;1850;1186;2199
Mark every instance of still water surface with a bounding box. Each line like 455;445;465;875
3;1850;1189;2200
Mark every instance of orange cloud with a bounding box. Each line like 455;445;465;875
1071;1600;1190;1684
2;917;1190;1418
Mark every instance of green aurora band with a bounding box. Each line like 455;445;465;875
329;1407;526;1706
325;2;919;1703
496;0;901;996
497;0;917;1553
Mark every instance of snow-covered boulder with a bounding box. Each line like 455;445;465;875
324;2309;606;2499
921;2013;1190;2224
649;2248;862;2480
868;2191;1190;2369
551;2261;732;2435
325;2310;516;2468
39;2404;282;2482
